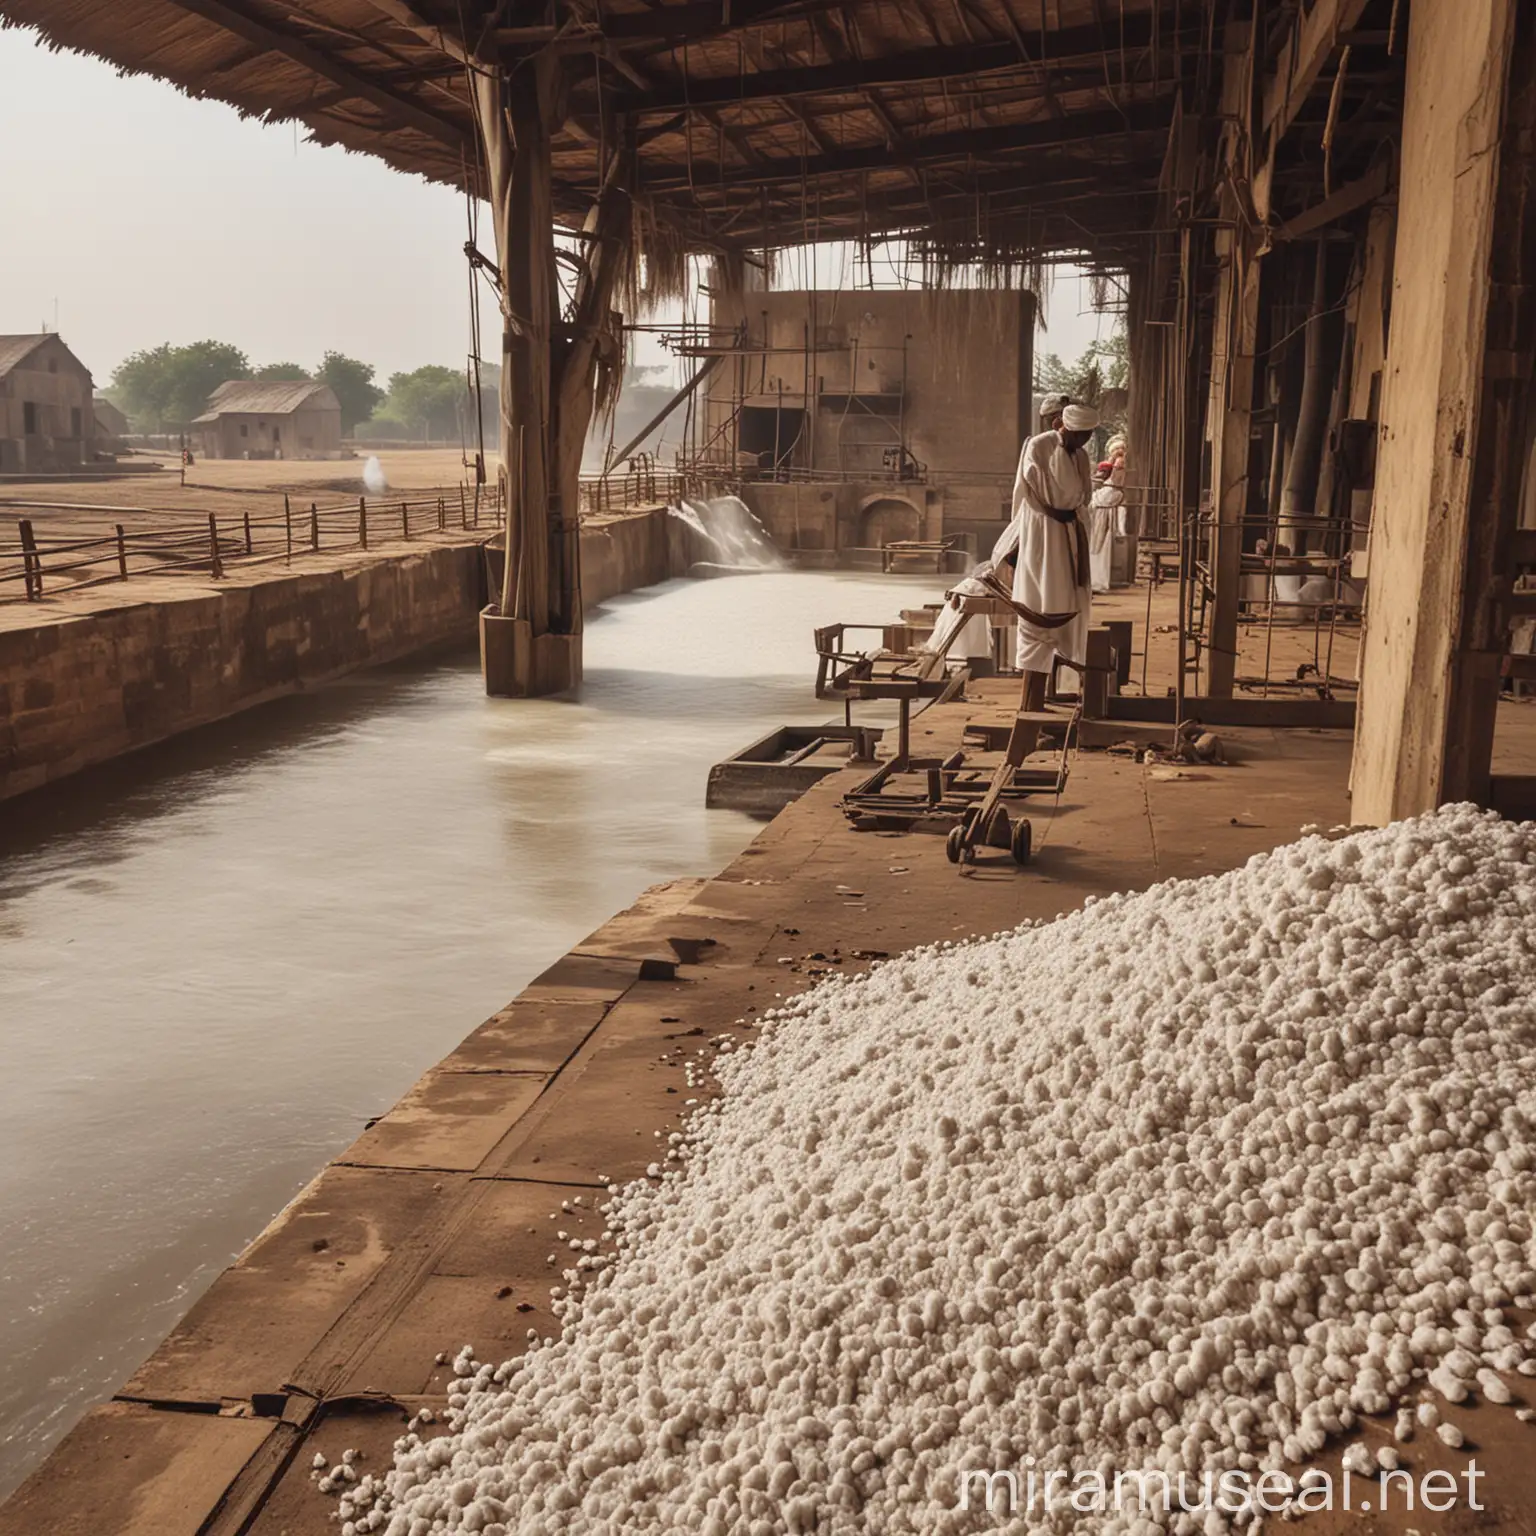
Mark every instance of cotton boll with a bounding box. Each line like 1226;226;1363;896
340;809;1536;1536
1476;1370;1512;1405
1436;1423;1465;1450
1340;1443;1372;1476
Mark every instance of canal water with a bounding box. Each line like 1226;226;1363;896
0;568;936;1498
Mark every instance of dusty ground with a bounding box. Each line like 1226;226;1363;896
0;450;500;605
0;448;492;524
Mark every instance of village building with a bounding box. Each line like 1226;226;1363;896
0;334;96;474
190;379;343;460
92;397;129;451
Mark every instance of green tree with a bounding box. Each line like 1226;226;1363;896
252;361;311;380
1035;320;1130;448
316;351;385;435
111;340;250;432
383;364;466;441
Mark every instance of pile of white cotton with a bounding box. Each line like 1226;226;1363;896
348;806;1536;1535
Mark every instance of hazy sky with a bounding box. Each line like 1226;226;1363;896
0;25;1112;394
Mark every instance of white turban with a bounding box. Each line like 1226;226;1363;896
1038;392;1071;420
1061;403;1099;431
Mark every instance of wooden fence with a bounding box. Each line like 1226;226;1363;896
2;468;699;604
1;486;502;604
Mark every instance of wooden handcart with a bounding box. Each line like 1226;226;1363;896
841;704;1078;867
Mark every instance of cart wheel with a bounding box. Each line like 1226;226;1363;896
984;805;1012;849
945;825;966;864
1011;817;1033;866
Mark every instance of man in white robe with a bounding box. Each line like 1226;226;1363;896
1009;402;1098;676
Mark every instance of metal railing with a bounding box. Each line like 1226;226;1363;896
577;464;692;515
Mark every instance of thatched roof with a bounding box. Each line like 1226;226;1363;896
191;379;341;420
4;0;1219;268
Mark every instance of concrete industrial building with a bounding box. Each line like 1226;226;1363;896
190;379;343;460
0;334;97;474
693;288;1034;560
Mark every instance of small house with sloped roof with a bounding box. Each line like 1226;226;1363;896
0;334;96;473
191;379;343;460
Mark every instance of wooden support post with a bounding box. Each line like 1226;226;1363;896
310;502;320;551
358;497;368;550
1083;628;1115;719
19;519;39;599
1352;0;1532;820
401;501;410;540
116;524;128;581
460;485;468;529
243;510;253;556
473;56;632;697
438;496;445;530
208;514;224;578
284;494;293;563
1207;20;1261;698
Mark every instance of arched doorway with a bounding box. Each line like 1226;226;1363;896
858;496;921;547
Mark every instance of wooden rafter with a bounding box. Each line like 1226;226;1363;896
1261;0;1371;143
357;0;478;65
637;98;1170;192
160;0;467;145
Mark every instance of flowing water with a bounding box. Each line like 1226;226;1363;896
669;495;785;570
0;568;936;1499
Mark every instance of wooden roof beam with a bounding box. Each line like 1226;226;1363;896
1261;0;1372;145
161;0;467;145
507;0;856;48
357;0;479;65
621;12;1182;115
731;23;845;159
638;99;1171;191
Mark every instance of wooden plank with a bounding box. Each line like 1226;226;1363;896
1274;160;1393;242
1109;694;1357;729
0;1404;276;1536
1261;0;1372;144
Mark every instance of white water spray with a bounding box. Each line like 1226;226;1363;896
362;456;388;496
667;495;783;571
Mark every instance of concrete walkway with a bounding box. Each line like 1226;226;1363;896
0;674;1374;1535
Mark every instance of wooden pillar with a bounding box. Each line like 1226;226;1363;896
1206;237;1261;696
1206;20;1261;698
1351;0;1534;821
474;58;631;697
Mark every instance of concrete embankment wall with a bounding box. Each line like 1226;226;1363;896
0;505;682;803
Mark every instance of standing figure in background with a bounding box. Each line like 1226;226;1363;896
1005;402;1099;759
1036;392;1071;436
